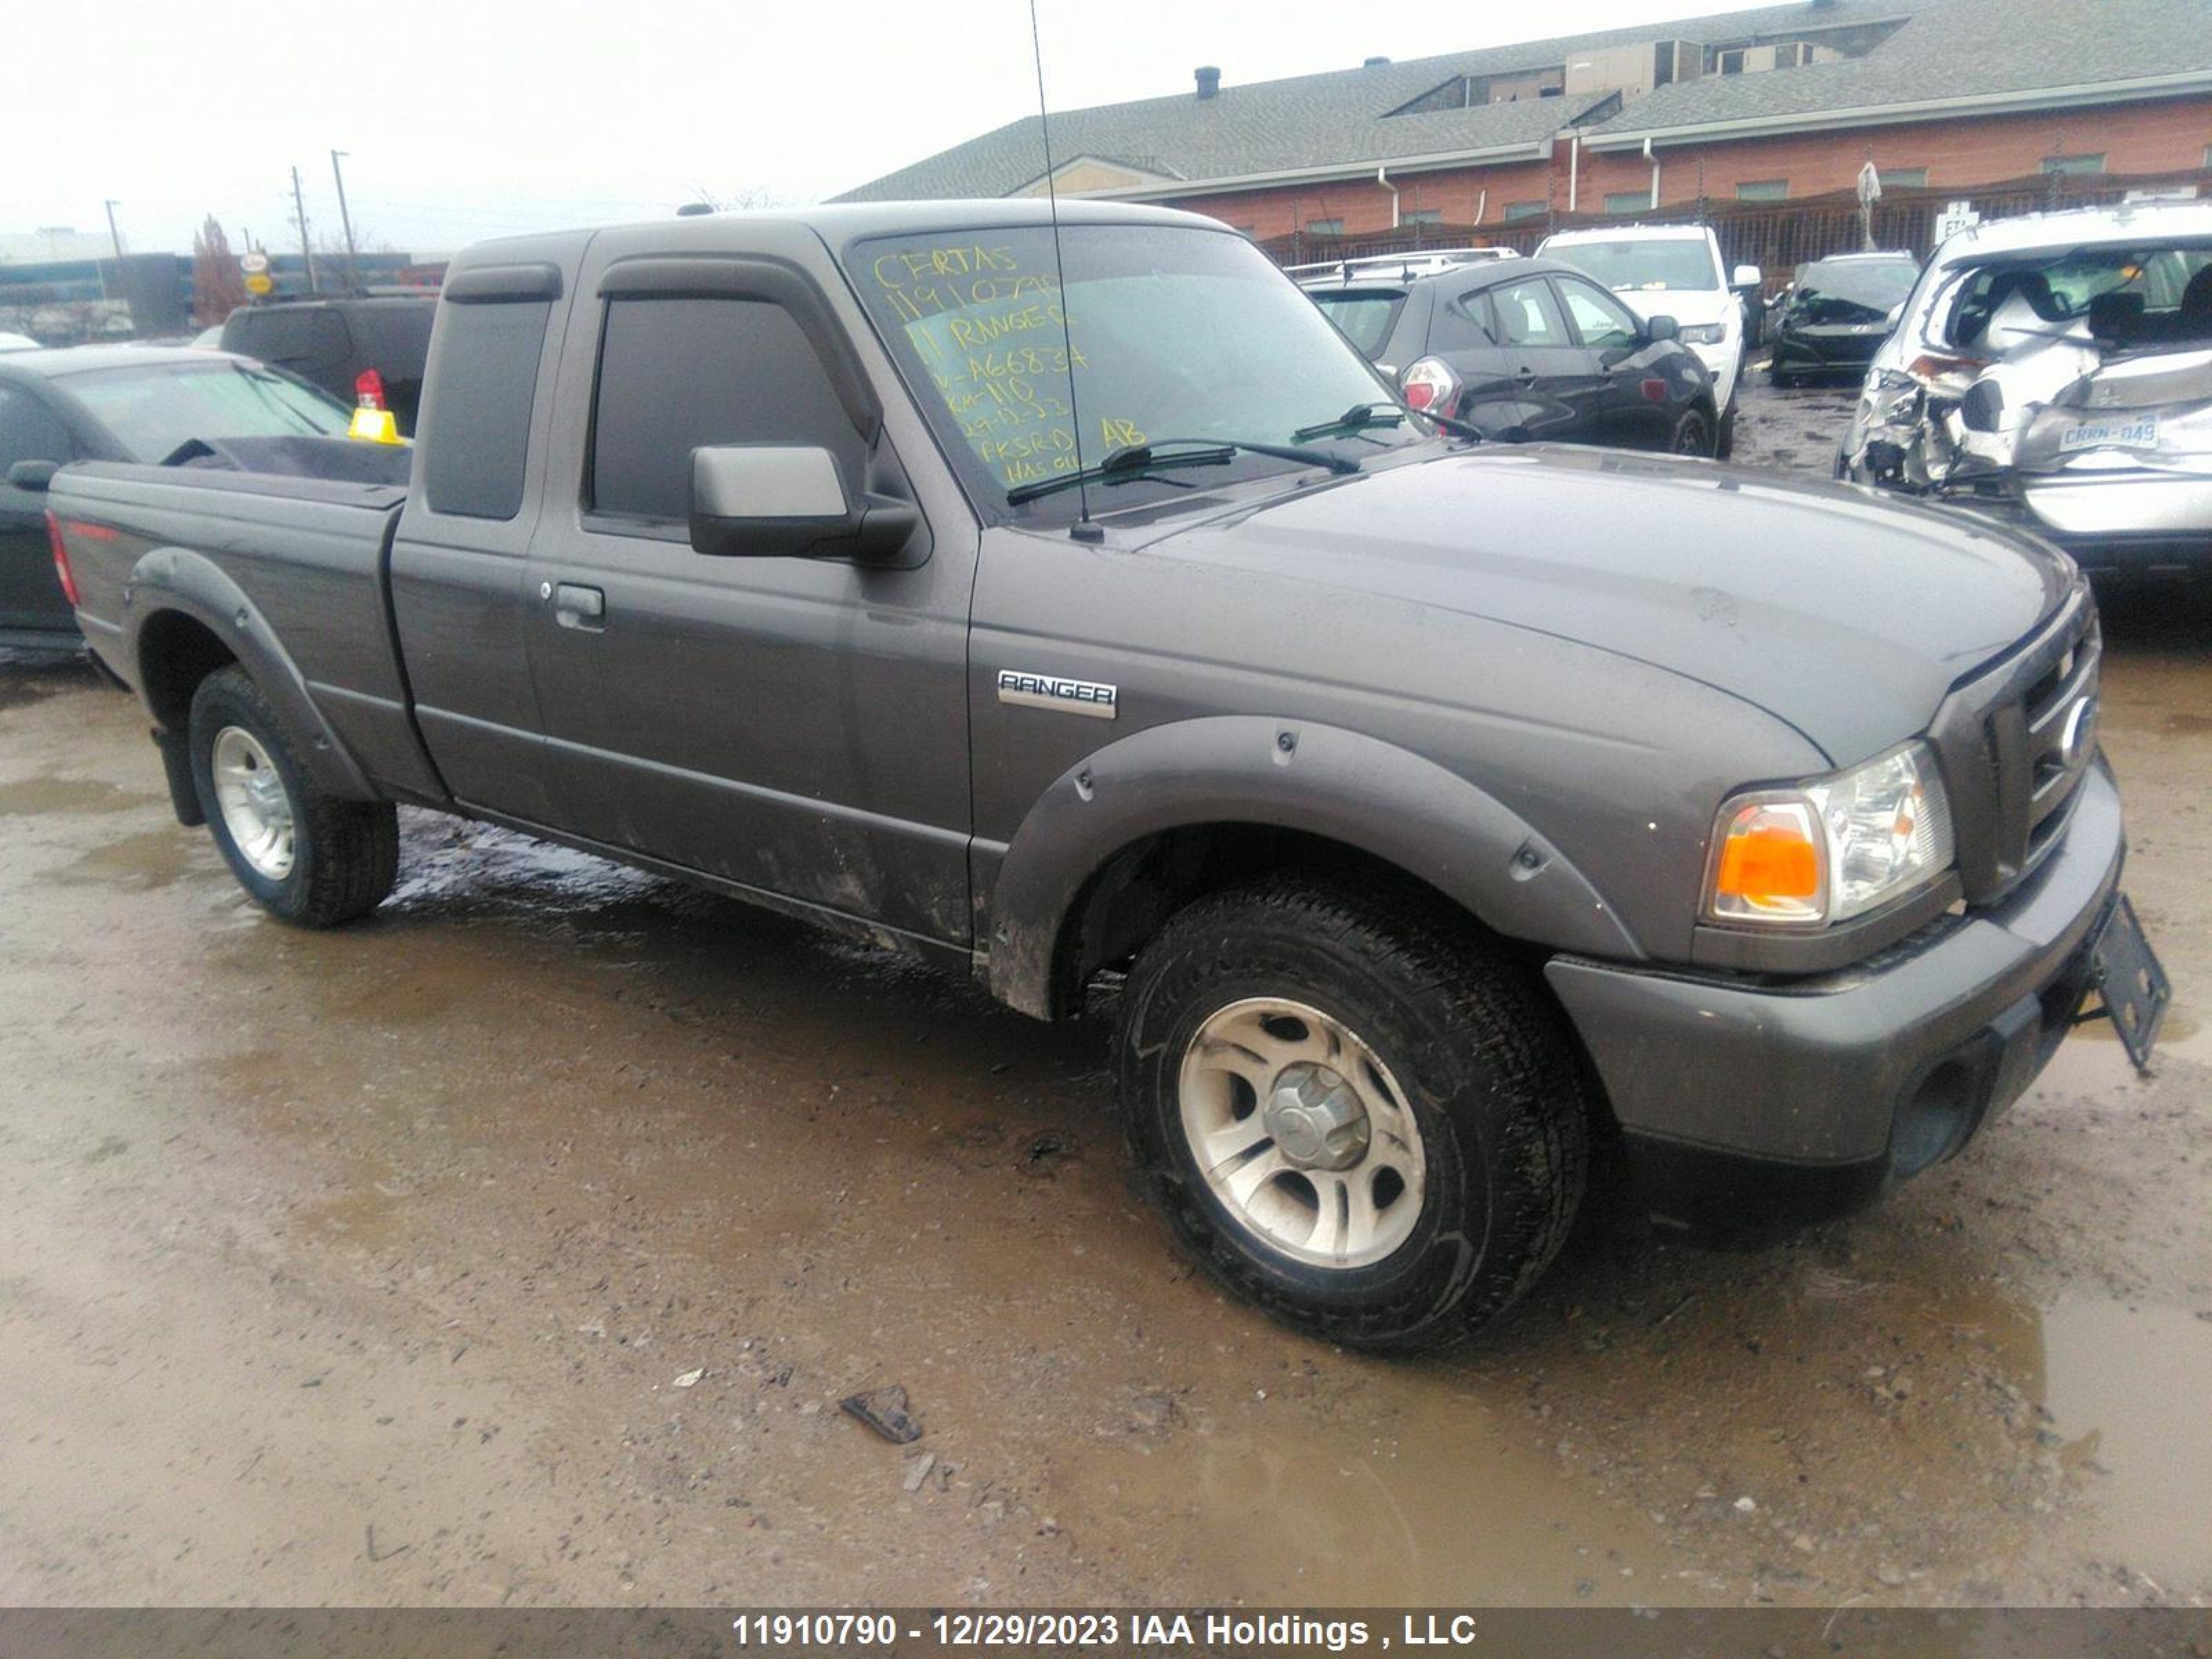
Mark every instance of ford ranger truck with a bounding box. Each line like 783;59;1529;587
44;200;2168;1351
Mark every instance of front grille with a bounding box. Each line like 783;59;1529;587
1925;592;2099;906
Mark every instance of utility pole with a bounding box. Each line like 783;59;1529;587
291;166;319;294
102;200;126;259
330;149;362;292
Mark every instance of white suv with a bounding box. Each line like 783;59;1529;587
1539;223;1759;456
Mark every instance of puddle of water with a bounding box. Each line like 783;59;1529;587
1046;1376;1685;1606
2036;1294;2212;1590
0;776;159;817
42;828;194;890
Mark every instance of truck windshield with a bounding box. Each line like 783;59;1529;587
1544;238;1721;293
846;224;1415;521
56;360;350;461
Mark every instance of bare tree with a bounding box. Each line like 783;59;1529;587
191;216;250;326
684;182;786;212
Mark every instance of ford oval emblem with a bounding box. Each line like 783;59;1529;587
2059;694;2098;769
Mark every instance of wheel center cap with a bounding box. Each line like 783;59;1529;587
1264;1062;1369;1172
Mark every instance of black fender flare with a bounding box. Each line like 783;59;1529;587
984;715;1641;1018
122;545;380;803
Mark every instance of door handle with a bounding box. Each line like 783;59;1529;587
1512;368;1539;387
553;583;605;629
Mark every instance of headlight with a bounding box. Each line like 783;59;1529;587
1705;742;1954;928
1678;323;1727;346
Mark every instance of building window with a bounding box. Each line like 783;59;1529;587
1877;167;1929;189
1405;207;1443;227
2041;153;2106;176
1502;200;1548;223
1735;179;1789;202
1602;190;1652;214
1718;48;1746;75
1302;218;1344;236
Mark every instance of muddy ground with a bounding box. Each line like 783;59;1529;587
1;381;2207;1609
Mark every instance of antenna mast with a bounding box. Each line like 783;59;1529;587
1028;0;1100;541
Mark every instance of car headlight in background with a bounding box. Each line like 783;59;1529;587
1705;742;1954;927
1677;323;1727;346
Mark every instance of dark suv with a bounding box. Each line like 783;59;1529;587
218;296;436;435
1302;254;1721;455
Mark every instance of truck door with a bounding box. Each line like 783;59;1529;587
521;250;975;948
387;254;574;823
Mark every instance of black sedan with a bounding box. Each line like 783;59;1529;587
1301;254;1721;455
1766;252;1921;385
0;347;351;647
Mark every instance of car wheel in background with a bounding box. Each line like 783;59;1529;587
187;665;398;927
1714;397;1737;458
1116;877;1590;1351
1673;406;1718;457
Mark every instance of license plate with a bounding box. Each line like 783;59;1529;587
2086;894;2171;1071
2059;413;2159;453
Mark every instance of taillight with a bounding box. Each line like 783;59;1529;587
355;368;386;409
1400;357;1461;415
46;509;79;607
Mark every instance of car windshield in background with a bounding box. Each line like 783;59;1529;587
1798;259;1920;314
57;361;350;460
1546;239;1720;293
847;225;1408;521
1307;290;1407;359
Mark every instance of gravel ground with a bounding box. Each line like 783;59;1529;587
1;388;2206;1609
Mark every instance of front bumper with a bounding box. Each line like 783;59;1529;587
1545;760;2125;1234
1770;326;1888;375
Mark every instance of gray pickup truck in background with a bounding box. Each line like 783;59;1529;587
43;200;2166;1351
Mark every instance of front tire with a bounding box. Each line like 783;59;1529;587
187;665;397;927
1117;879;1589;1352
1672;405;1718;457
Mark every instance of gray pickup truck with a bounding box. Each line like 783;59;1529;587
44;200;2166;1351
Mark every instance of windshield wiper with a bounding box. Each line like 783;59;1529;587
1294;400;1484;444
1293;402;1403;442
1004;437;1356;506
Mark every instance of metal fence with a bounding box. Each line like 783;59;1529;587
1258;167;2212;293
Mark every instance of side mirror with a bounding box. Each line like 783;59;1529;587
688;444;921;565
1731;263;1763;290
6;458;59;492
1884;303;1905;329
1646;315;1680;342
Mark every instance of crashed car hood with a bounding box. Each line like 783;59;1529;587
1147;444;2074;766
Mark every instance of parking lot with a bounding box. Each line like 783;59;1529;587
1;378;2207;1610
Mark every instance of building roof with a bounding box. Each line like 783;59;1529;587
1586;0;2212;146
836;0;2212;201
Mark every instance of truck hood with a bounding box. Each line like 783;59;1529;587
1145;444;2074;766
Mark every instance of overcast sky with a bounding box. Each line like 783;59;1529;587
16;0;1761;258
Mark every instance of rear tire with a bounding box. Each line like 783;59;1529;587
187;666;397;927
1116;878;1589;1352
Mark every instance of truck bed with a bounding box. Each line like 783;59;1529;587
52;460;443;810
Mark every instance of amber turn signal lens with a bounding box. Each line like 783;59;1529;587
1709;800;1825;924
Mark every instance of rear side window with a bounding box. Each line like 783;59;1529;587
589;297;863;522
1306;291;1405;359
420;300;551;521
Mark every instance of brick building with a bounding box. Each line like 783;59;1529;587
835;0;2212;266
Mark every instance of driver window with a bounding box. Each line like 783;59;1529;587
1558;279;1640;348
0;386;76;475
